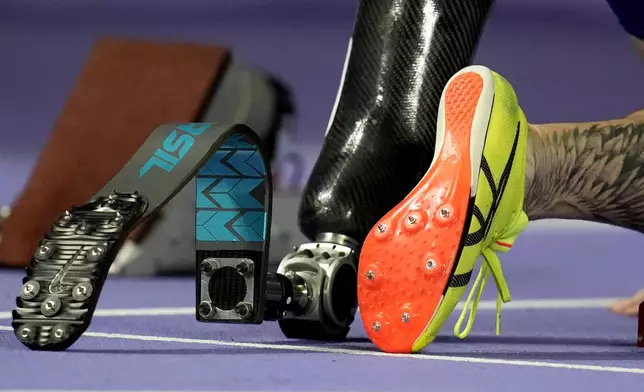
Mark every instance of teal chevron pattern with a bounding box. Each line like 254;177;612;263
198;150;265;177
196;210;266;242
196;134;267;243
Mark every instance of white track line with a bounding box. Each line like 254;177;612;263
0;326;642;375
465;297;619;310
0;297;622;320
0;307;195;320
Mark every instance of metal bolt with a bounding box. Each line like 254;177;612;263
52;325;67;341
106;193;118;206
426;259;436;270
110;212;123;226
401;312;410;323
377;224;387;233
17;326;34;342
20;281;40;300
198;301;215;318
235;261;253;276
365;270;375;281
75;222;92;235
60;210;72;223
372;321;381;332
86;246;106;262
407;215;417;224
200;258;219;275
34;244;55;260
72;283;93;301
440;207;451;218
234;302;253;319
41;297;62;317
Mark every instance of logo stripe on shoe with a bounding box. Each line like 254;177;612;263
357;71;490;353
465;122;521;246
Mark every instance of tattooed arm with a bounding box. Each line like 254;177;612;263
524;37;644;232
525;110;644;231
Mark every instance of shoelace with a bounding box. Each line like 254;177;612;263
453;210;529;339
453;247;511;338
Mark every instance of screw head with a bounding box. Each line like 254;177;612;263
365;270;375;280
200;259;219;275
52;325;68;341
197;301;214;318
20;281;40;300
235;261;253;276
439;207;451;218
426;259;436;270
20;327;31;338
106;193;118;206
377;224;387;233
72;283;93;301
401;312;410;323
60;210;72;222
110;212;123;225
41;297;62;317
372;321;381;331
234;302;253;319
86;246;106;262
34;244;55;260
17;326;35;342
75;223;92;235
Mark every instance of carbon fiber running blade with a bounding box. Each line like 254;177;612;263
12;122;272;351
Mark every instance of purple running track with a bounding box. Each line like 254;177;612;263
1;224;643;391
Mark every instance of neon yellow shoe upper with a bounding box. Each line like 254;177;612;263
412;69;530;351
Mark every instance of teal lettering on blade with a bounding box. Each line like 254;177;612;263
139;124;209;177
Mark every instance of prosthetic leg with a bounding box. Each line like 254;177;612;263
13;0;495;350
198;0;496;339
13;123;271;350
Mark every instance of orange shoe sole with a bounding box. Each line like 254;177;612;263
357;71;485;353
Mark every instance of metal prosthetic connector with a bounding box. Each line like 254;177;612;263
275;233;359;341
197;232;359;341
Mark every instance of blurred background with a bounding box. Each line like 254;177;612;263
1;0;643;254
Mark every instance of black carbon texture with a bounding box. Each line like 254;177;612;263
299;0;495;243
